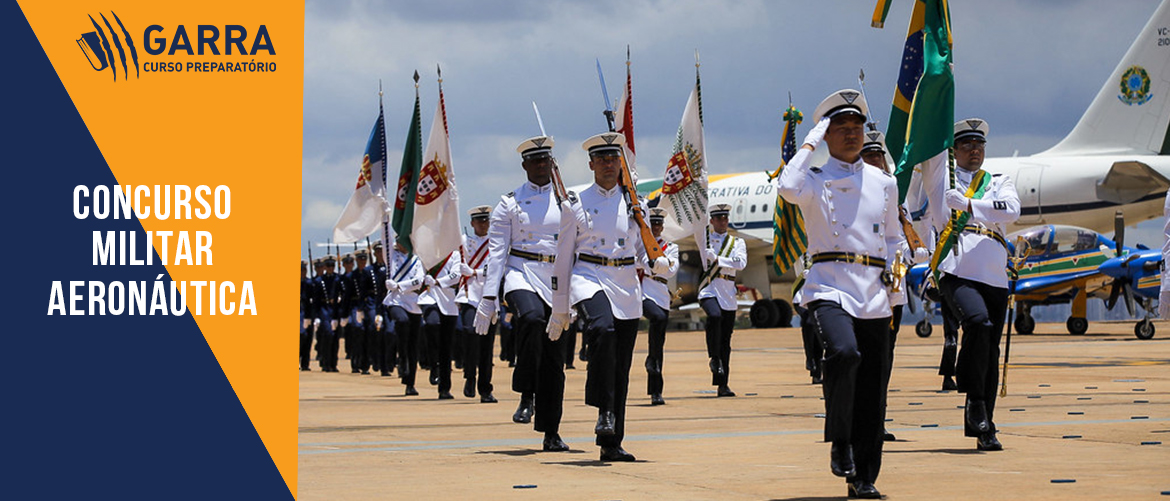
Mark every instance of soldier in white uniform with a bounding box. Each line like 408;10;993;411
385;241;426;396
921;119;1020;451
1160;195;1170;319
474;136;568;452
641;207;679;405
550;132;670;462
698;203;747;397
457;205;497;403
418;249;462;400
776;89;907;499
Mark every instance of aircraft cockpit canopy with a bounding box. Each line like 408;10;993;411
1009;225;1101;258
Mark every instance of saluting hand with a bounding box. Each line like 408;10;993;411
802;117;832;149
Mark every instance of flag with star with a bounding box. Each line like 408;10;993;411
769;105;806;275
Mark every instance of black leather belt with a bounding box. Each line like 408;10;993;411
809;252;887;269
651;276;669;285
716;273;736;281
962;225;1008;249
577;253;636;267
509;249;555;263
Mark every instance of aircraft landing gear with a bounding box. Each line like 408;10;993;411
1066;317;1088;335
915;320;932;338
1135;319;1156;340
1014;305;1035;335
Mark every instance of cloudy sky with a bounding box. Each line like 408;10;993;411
302;0;1164;255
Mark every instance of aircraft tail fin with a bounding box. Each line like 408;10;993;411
1042;0;1170;156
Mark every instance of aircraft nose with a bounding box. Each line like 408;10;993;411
1097;257;1126;278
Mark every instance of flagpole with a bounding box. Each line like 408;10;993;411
380;79;393;269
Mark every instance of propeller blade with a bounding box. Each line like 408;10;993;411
1123;283;1136;317
1113;210;1125;256
1105;280;1122;309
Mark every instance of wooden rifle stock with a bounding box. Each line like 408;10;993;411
617;151;664;261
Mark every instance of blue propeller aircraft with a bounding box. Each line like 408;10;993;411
908;213;1163;340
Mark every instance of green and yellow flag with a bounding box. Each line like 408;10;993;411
769;105;805;275
392;77;423;254
887;0;954;204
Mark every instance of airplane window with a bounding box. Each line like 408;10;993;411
1010;226;1051;257
750;205;756;213
1049;225;1098;254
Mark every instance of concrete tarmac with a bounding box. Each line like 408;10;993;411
299;321;1169;500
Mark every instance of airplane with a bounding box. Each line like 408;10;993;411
629;1;1170;329
903;216;1162;340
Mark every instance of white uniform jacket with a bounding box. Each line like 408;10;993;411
775;148;905;319
921;153;1021;289
697;230;747;311
456;233;491;308
384;249;426;314
482;181;561;307
417;250;461;316
553;184;645;320
641;238;679;311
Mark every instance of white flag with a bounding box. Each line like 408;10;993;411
333;110;388;243
658;80;709;262
411;89;461;269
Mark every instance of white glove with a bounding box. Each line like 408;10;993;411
457;263;475;277
474;298;499;335
913;247;930;264
374;314;384;330
302;319;311;329
385;279;399;293
546;311;570;341
1159;291;1170;319
330;320;338;331
651;256;671;275
944;189;970;212
704;248;718;263
802;117;832;148
313;318;321;329
339;318;349;328
423;275;436;287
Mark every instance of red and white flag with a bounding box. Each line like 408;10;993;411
411;77;462;270
658;70;709;260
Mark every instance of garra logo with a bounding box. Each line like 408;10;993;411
77;11;139;82
1118;65;1152;106
415;153;450;205
77;12;276;81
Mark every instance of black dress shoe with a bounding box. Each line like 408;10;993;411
463;379;476;398
976;431;1003;451
811;373;823;385
595;410;616;436
883;429;896;441
830;442;856;478
380;370;391;377
361;369;370;375
847;481;881;499
438;391;454;400
480;393;498;403
405;386;419;396
429;371;439;386
351;368;361;374
579;348;589;362
942;375;957;391
709;358;725;377
965;399;991;433
650;393;665;406
717;385;736;397
300;367;310;372
513;396;534;424
599;446;636;462
542;433;569;452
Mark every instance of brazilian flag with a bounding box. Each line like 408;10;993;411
770;106;805;275
888;0;954;204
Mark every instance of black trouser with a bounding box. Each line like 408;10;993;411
808;300;889;485
643;298;668;395
390;305;421;387
422;305;457;394
347;312;365;372
498;306;515;364
940;274;1008;437
314;308;337;370
701;298;735;386
380;304;398;375
362;301;383;372
886;304;902;384
938;298;960;378
797;305;823;377
506;290;564;434
459;303;496;396
562;322;578;367
578;292;639;448
300;323;314;370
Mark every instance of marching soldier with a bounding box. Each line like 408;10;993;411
300;260;313;371
474;136;568;452
385;241;426;395
351;249;372;374
641;207;679;405
338;253;357;371
921;119;1020;451
311;256;340;372
551;132;671;462
457;205;498;403
776;89;907;498
370;241;394;376
418;250;462;399
698;203;747;397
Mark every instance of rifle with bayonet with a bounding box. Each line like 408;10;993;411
531;101;570;204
